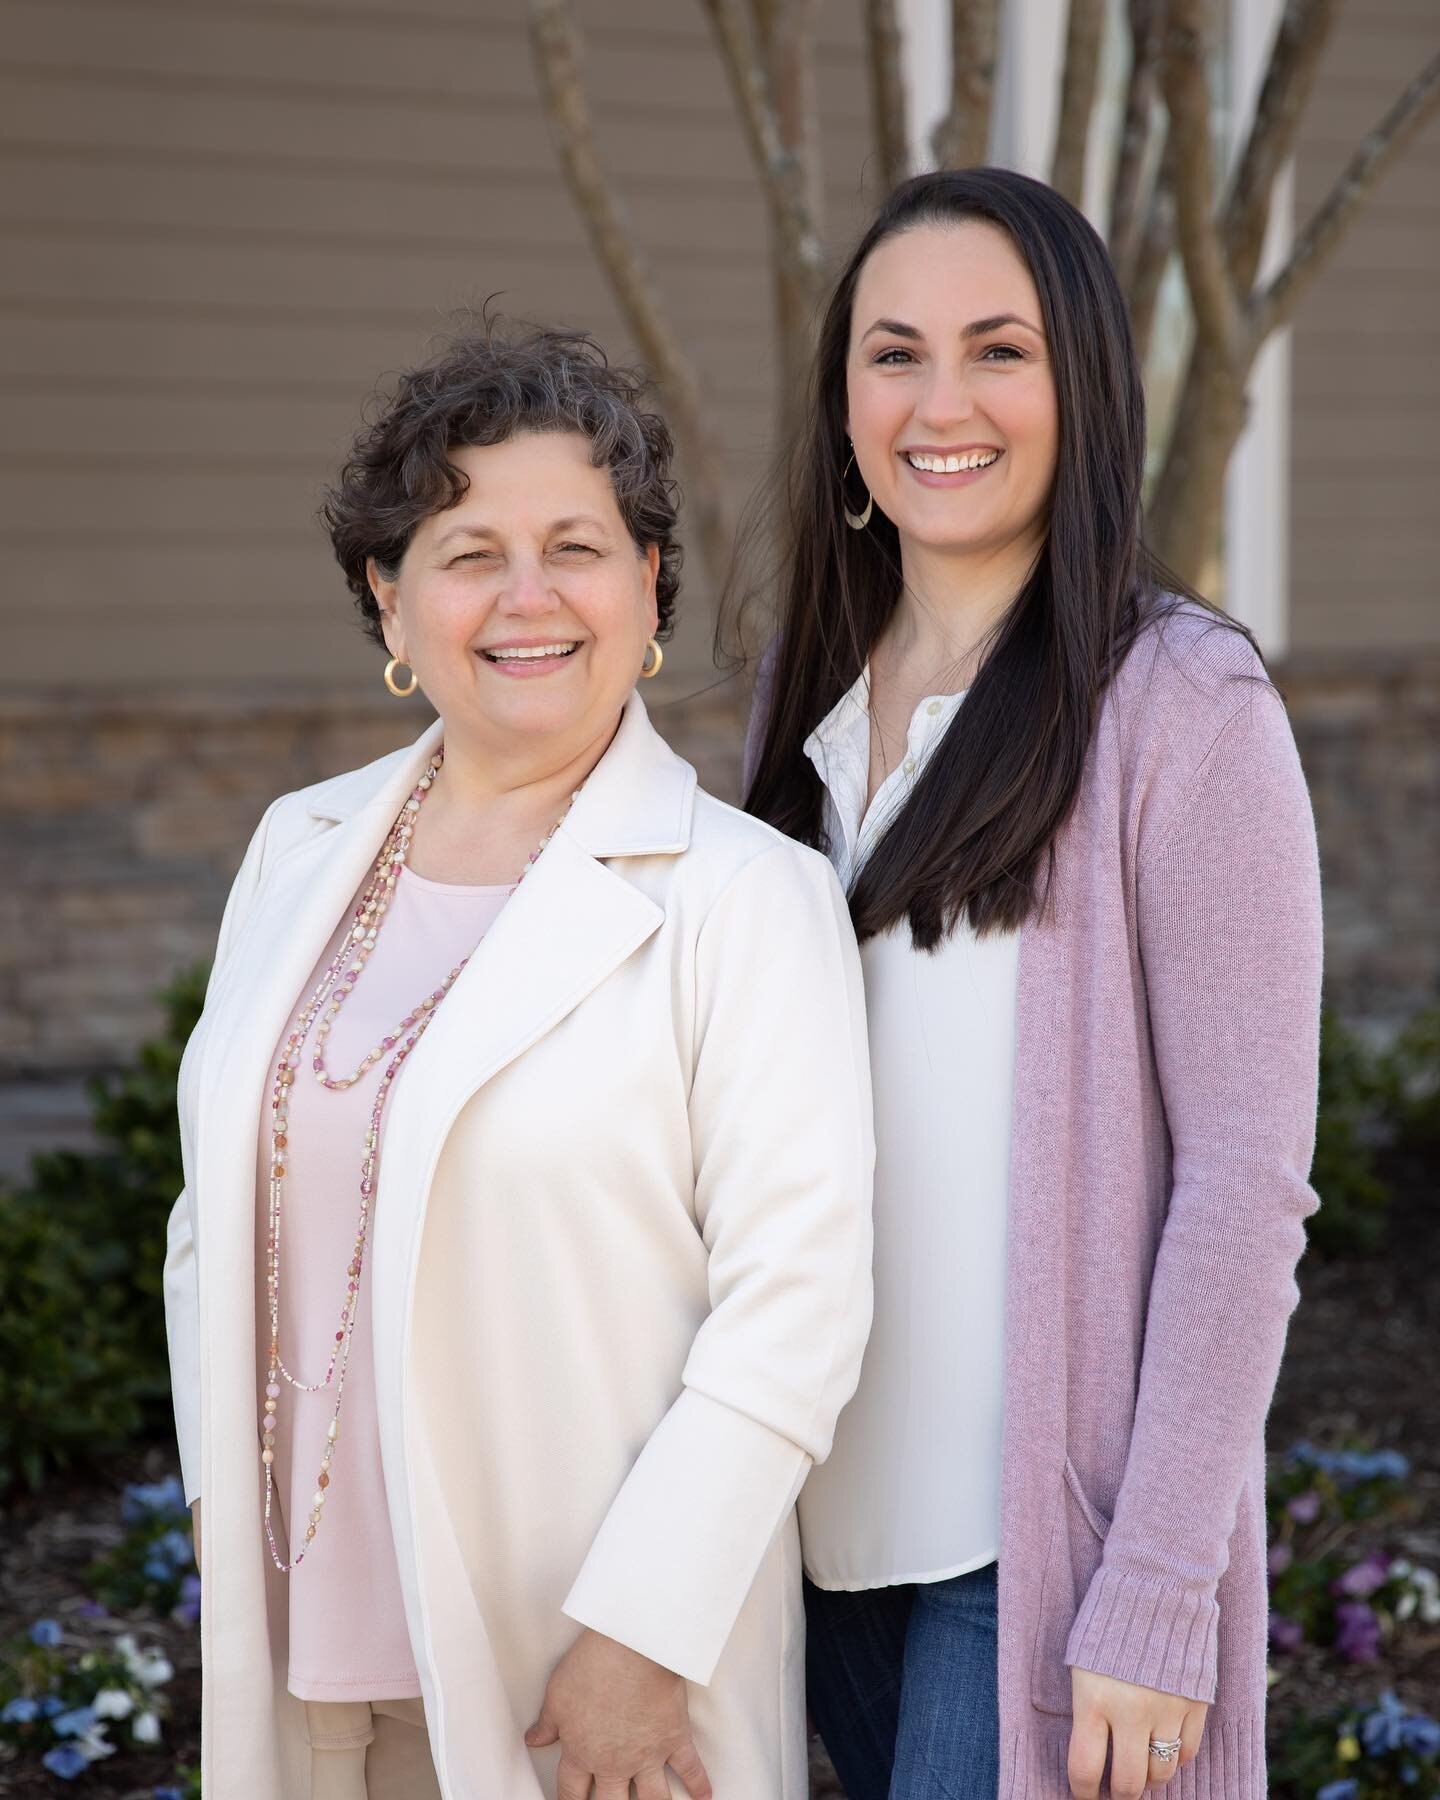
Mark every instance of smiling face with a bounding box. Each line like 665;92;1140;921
845;220;1059;570
369;431;659;762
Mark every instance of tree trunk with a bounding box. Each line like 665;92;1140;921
1146;341;1248;590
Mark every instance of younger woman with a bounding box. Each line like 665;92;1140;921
744;170;1322;1800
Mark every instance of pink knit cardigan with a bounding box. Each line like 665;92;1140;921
747;606;1323;1798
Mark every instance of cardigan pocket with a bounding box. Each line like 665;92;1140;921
1030;1457;1113;1714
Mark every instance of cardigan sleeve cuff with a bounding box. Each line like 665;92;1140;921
1065;1565;1220;1703
561;1388;809;1686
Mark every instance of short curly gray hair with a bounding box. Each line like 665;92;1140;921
323;322;683;648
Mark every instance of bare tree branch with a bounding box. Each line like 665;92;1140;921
1253;47;1440;343
932;0;999;169
1108;0;1164;285
1127;126;1176;366
1223;0;1339;294
1051;0;1106;206
698;0;825;302
527;0;734;580
1161;0;1244;366
863;0;910;191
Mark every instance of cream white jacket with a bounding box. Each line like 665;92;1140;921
164;694;874;1799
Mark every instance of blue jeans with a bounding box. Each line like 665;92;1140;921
805;1562;1000;1800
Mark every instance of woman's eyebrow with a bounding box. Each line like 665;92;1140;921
859;311;1045;345
962;312;1044;339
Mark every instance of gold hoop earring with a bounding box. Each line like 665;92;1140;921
842;450;873;531
639;637;664;679
383;657;418;698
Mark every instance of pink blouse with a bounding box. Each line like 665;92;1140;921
254;864;511;1701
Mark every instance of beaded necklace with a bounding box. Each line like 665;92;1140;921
261;748;575;1571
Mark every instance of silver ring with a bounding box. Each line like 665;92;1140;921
1148;1738;1182;1763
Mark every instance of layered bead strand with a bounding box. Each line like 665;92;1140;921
261;750;578;1573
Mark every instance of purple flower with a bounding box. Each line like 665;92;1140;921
1287;1490;1322;1524
1268;1542;1294;1577
1361;1692;1409;1755
1334;1552;1391;1598
1335;1601;1382;1662
41;1744;89;1780
170;1572;202;1629
1269;1613;1305;1652
27;1618;62;1648
76;1600;109;1621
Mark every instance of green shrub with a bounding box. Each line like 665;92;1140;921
0;969;205;1495
1308;1011;1395;1257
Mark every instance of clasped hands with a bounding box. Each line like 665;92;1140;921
1068;1667;1208;1798
526;1628;712;1800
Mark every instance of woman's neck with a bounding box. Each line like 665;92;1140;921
879;531;1042;691
404;711;622;886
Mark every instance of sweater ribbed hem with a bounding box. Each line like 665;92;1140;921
1064;1566;1220;1702
1005;1715;1265;1799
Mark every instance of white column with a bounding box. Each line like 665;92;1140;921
897;0;952;171
1223;0;1292;656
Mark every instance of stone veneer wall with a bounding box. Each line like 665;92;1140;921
3;657;1436;1174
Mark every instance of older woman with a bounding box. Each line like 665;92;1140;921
164;326;873;1800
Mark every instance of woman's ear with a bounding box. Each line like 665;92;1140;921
367;556;405;662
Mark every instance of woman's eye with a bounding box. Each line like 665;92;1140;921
454;550;496;564
980;343;1024;362
872;346;916;366
554;542;598;556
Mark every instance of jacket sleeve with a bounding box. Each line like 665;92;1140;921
164;796;285;1505
1065;684;1323;1701
561;843;874;1684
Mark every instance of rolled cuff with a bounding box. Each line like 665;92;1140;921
1065;1565;1220;1703
561;1387;809;1686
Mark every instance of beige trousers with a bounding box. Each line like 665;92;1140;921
303;1697;443;1800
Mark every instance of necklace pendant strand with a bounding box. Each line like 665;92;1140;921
261;750;579;1572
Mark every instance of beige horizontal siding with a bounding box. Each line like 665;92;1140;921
1288;4;1440;652
0;0;876;687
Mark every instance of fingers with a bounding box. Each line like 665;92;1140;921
1143;1713;1188;1791
1179;1703;1207;1768
1108;1717;1151;1800
1067;1709;1109;1800
634;1772;672;1800
668;1738;715;1800
523;1709;560;1749
555;1756;592;1800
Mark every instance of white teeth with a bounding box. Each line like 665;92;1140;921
906;450;999;473
486;643;578;661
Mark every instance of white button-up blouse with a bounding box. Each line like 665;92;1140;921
798;667;1019;1590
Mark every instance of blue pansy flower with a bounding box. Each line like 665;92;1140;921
143;1555;173;1581
121;1475;186;1524
159;1529;194;1569
39;1694;67;1718
42;1743;90;1779
154;1788;184;1800
1;1695;40;1723
1316;1782;1359;1800
51;1705;97;1739
1402;1712;1440;1756
28;1618;62;1647
1363;1692;1410;1756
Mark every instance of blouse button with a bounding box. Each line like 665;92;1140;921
903;756;917;774
926;699;942;716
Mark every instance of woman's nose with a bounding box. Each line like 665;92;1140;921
914;368;978;431
498;559;561;616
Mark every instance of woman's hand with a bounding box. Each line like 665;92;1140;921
1068;1669;1207;1798
525;1628;713;1800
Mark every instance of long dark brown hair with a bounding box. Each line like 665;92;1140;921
741;168;1237;950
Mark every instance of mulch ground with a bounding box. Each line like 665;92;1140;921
3;1163;1434;1798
